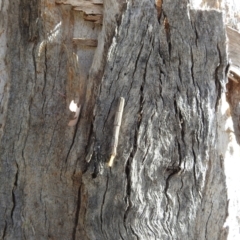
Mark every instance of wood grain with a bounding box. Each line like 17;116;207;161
73;38;98;47
227;26;240;67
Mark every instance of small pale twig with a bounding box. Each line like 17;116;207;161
108;97;125;167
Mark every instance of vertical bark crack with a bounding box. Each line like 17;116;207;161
102;97;116;133
100;173;109;238
163;16;171;55
72;183;81;240
42;45;48;96
173;99;184;169
43;200;47;228
64;111;81;163
130;225;140;240
10;163;19;223
192;143;198;187
2;221;7;239
204;201;213;240
119;225;125;240
155;0;162;21
123;155;131;229
214;44;223;110
123;60;146;237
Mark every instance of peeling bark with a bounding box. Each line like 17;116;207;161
0;0;229;239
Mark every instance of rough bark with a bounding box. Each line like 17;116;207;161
0;0;229;239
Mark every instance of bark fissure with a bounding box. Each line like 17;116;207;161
214;44;223;110
10;163;19;223
173;99;185;169
130;225;140;240
165;204;173;238
164;169;178;237
100;173;109;238
64;113;81;163
155;0;163;21
123;34;153;234
119;226;125;240
192;145;198;187
205;201;213;240
141;144;150;164
163;16;171;56
85;123;94;163
125;43;144;103
123;154;132;234
41;95;47;115
2;221;7;240
132;43;144;82
190;47;195;85
72;183;81;240
46;121;60;162
42;45;48;96
44;202;47;229
102;97;116;133
176;188;181;221
32;43;38;78
191;20;198;47
178;55;183;84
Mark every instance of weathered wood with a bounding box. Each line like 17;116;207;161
0;0;230;239
83;14;103;24
73;38;98;47
56;0;103;15
227;26;240;68
0;0;125;239
74;5;102;15
56;0;103;4
81;1;228;239
227;26;240;84
92;0;103;4
228;65;240;83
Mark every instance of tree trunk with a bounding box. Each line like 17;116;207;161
0;0;229;239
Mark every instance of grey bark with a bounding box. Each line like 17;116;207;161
0;0;229;240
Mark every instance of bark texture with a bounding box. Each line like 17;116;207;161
0;0;229;239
